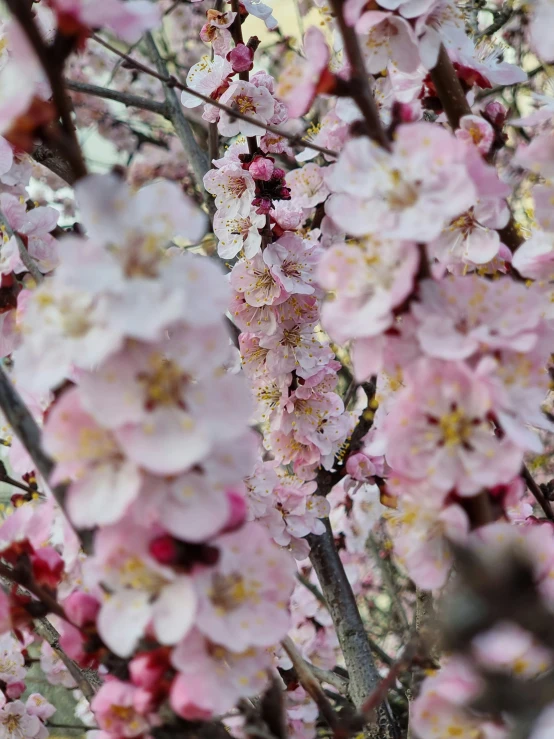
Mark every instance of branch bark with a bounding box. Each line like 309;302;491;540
34;617;101;701
328;0;390;149
429;44;524;253
32;144;77;185
144;33;213;213
307;520;400;737
91;34;338;158
65;79;171;117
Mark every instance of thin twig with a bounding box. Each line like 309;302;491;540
282;637;341;729
144;32;212;209
5;0;87;180
65;79;170;117
522;464;554;521
295;572;327;606
34;618;101;701
91;34;338;158
230;0;257;156
368;533;410;632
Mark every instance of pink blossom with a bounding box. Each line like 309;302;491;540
319;236;419;344
170;629;271;717
356;12;421;74
512;230;554;281
0;701;40;739
445;30;526;87
194;522;294;651
200;11;236;56
263;234;320;295
40;641;76;689
214;209;265;259
231;253;287;307
93;523;197;656
228;43;254;73
218;81;275;137
276;27;330;119
386;491;469;588
25;695;55;722
91;680;150;737
287;164;330;209
44;387;141;527
49;0;160;42
204;165;255;217
529;1;554;60
181;55;234;109
326;124;476;241
242;0;278;29
456;114;494;155
384;358;524;495
137;472;231;543
472;623;552;678
412;275;544;360
260;321;333;376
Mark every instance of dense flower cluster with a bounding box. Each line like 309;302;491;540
0;0;552;738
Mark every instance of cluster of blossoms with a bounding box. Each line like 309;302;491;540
0;169;297;732
0;0;554;737
0;631;56;739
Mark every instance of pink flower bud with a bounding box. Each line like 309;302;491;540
228;43;254;73
149;535;178;565
129;650;170;690
64;591;101;628
220;490;247;533
6;682;25;699
249;155;275;181
484;101;507;128
30;547;64;589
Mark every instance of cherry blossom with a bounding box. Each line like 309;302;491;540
326;123;476;241
384;358;524;495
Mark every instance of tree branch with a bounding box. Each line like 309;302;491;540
522;464;554;521
328;0;390;149
282;637;341;728
307;520;400;736
91;34;338;158
32;144;77;185
5;0;87;180
144;33;213;213
65;79;170;117
34;617;101;701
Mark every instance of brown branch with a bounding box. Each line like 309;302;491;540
91;34;338;158
65;79;170;117
307;520;400;737
5;0;87;180
0;368;94;551
429;44;472;129
144;33;213;213
429;44;524;253
34;618;101;701
282;637;341;729
32;144;77;185
328;0;390;149
522;464;554;521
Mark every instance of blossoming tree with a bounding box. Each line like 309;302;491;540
0;0;553;737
